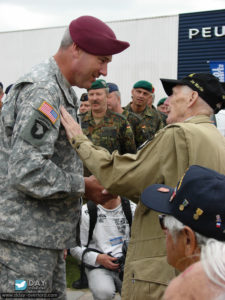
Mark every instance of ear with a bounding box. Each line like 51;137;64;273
183;226;198;256
187;91;198;108
71;43;81;58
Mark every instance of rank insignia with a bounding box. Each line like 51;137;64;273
216;215;222;228
179;199;189;211
193;208;203;220
38;101;59;124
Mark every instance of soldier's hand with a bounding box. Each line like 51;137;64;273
60;106;83;139
84;176;116;205
96;254;119;270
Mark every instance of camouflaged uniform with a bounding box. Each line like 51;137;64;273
124;102;165;141
122;109;147;148
81;109;136;155
0;57;84;296
0;56;84;249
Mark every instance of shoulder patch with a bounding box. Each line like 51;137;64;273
38;101;59;124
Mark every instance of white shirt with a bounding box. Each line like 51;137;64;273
70;201;136;267
215;109;225;137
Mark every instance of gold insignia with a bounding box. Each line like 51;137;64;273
179;199;189;211
193;208;203;220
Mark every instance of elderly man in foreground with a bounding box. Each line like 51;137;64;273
141;165;225;300
61;73;225;299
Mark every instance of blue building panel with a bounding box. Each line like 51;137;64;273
178;9;225;79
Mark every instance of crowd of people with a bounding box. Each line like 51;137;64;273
1;14;225;300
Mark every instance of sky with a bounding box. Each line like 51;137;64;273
0;0;225;32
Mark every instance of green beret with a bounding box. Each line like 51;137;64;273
133;80;154;93
88;79;108;91
157;97;167;107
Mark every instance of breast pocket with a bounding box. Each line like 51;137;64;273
100;127;118;153
101;127;117;137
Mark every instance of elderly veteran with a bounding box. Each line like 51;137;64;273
141;165;225;300
60;73;225;300
124;80;165;141
0;15;129;297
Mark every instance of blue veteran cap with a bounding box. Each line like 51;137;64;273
80;93;88;101
141;165;225;241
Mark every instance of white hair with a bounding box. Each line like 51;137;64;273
164;215;208;246
201;239;225;289
60;27;73;49
165;215;225;293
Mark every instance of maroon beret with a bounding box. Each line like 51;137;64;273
69;16;130;56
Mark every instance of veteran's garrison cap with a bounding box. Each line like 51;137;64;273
141;165;225;241
160;73;225;113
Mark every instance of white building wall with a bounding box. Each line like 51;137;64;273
0;15;178;106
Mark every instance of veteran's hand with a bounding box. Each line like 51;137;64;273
60;106;83;139
84;175;116;205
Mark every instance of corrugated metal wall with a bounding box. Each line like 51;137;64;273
178;9;225;78
0;15;178;106
104;15;178;105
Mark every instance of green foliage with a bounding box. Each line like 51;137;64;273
66;255;80;288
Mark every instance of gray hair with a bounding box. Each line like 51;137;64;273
201;239;225;289
164;215;208;246
113;91;121;103
60;27;74;49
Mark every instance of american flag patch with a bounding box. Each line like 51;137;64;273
38;101;59;124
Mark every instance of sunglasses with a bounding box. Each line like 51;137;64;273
158;214;167;230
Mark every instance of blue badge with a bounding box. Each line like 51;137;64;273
110;236;123;246
15;280;27;291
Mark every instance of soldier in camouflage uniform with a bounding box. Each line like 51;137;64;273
107;82;147;148
124;80;165;141
81;79;136;158
0;16;130;298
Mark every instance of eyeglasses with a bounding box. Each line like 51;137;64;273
158;214;167;230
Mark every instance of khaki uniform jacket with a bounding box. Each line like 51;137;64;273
72;115;225;300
